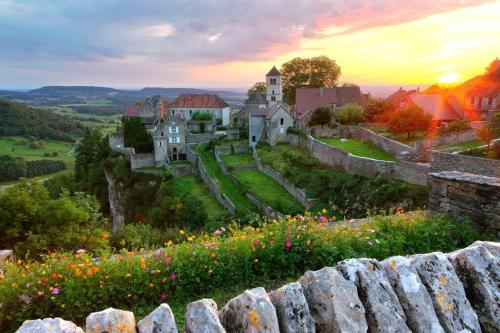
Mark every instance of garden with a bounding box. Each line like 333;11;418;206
219;152;255;168
0;211;483;331
317;137;396;161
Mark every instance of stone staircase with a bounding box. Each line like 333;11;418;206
16;241;499;333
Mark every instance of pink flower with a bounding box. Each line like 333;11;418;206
319;216;326;223
170;274;176;281
76;249;86;254
253;240;260;248
51;288;59;295
161;292;167;301
214;229;222;235
166;266;171;271
156;251;163;259
285;238;292;251
165;257;172;263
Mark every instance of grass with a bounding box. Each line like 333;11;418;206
220;153;255;168
0;136;75;164
44;106;121;135
168;175;228;219
194;144;258;214
233;169;303;214
217;139;248;147
377;131;427;145
434;140;483;151
171;160;192;167
318;137;396;161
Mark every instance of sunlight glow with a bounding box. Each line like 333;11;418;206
438;72;460;84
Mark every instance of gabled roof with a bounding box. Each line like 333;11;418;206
248;104;290;120
169;93;229;108
410;94;460;121
295;87;337;120
123;104;141;117
266;66;281;76
245;91;267;105
386;88;418;106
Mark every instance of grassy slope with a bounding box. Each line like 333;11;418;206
0;136;75;164
233;169;303;214
47;106;120;135
169;175;228;219
434;140;482;151
194;145;258;214
220;153;256;168
318;137;396;161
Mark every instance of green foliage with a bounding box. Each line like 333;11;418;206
247;82;266;96
438;120;471;135
308;107;333;127
111;224;169;250
192;111;213;121
25;160;66;178
0;212;483;331
122;117;153;153
0;156;66;181
335;103;364;124
0;182;109;258
281;56;341;104
388;105;432;138
0;99;84;141
362;98;394;123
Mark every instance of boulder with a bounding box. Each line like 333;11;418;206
86;308;136;333
409;252;481;333
185;299;225;333
382;256;444;333
16;318;84;333
468;240;500;258
299;267;367;333
447;244;500;333
268;282;315;333
337;258;410;333
138;303;178;333
219;287;280;333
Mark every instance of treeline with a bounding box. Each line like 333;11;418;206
0;155;66;181
74;105;122;116
0;99;85;142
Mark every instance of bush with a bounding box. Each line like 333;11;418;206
334;103;363;124
438;120;471;135
0;155;26;181
111;224;166;250
286;127;307;138
0;212;482;331
308;107;332;127
25;160;66;178
28;141;43;149
192;111;213;121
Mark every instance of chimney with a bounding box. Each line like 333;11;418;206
417;87;420;92
320;87;324;98
399;87;403;91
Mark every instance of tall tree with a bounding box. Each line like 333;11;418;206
123;117;153;153
388;106;432;138
247;82;266;96
281;56;341;104
363;98;394;123
308;107;333;127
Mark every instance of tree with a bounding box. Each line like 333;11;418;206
341;82;359;88
387;106;432;138
308;107;332;127
75;127;104;180
122;117;153;153
335;103;364;125
281;56;341;104
485;58;500;77
247;82;266;96
362;98;394;123
438;120;471;135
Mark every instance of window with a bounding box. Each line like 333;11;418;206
252;135;256;142
270;78;276;85
158;141;162;146
168;127;172;133
173;147;177;153
280;128;284;134
488;97;493;105
478;97;483;106
280;118;284;125
272;90;275;95
168;137;173;144
171;110;175;115
175;126;179;133
271;96;276;101
161;132;164;136
189;110;192;115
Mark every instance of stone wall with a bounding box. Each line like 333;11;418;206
431;150;500;178
351;126;415;158
311;127;337;137
186;132;223;144
129;153;155;170
394;160;431;186
429;171;500;239
253;148;318;209
21;241;500;333
226;129;240;140
415;130;478;155
170;165;193;177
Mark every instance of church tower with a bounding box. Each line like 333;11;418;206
266;66;282;105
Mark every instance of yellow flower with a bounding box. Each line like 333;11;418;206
322;208;327;214
208;269;213;274
268;232;273;236
125;273;131;278
61;304;65;308
179;230;185;235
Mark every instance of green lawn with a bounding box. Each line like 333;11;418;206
434;140;482;151
168;175;228;219
256;144;304;175
171;160;192;167
44;106;121;135
318;137;396;161
218;139;248;147
233;169;303;215
0;136;75;164
194;144;258;214
220;153;255;168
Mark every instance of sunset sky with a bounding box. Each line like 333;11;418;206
0;0;499;96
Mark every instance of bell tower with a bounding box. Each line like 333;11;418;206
266;66;282;105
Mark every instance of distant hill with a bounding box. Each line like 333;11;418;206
0;99;85;142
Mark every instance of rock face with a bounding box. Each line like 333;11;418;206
382;256;444;333
299;267;367;333
337;258;410;333
409;252;481;333
104;168;125;232
16;318;84;333
268;282;315;333
185;299;225;333
447;244;500;333
219;287;280;333
137;303;178;333
86;308;136;333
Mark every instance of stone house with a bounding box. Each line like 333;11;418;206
153;113;188;164
168;93;230;125
249;104;293;146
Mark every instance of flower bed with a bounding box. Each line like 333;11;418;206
0;212;481;331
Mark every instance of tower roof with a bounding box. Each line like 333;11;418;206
266;66;281;76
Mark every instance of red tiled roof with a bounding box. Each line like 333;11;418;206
386;88;418;107
296;88;337;120
169;93;229;109
410;94;460;121
123;104;140;117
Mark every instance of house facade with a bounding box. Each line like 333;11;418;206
168;93;230;125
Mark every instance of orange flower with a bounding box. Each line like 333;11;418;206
127;252;135;258
92;266;99;274
87;269;93;276
211;252;216;257
51;273;57;279
75;270;83;277
148;283;154;288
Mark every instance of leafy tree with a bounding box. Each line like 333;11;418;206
363;98;394;123
122;117;153;153
308;107;333;127
247;82;266;96
335;103;364;125
341;82;359;88
438;120;471;135
281;56;341;104
388;105;432;138
192;111;213;121
0;155;26;181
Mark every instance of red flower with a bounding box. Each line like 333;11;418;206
285;238;292;251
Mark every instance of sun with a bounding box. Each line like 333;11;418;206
438;72;460;84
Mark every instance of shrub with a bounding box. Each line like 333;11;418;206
0;155;26;181
286;127;307;138
192;111;213;121
111;224;166;250
0;212;482;331
388;105;432;138
438;120;471;135
308;107;332;127
25;160;66;178
334;103;363;124
28;141;43;149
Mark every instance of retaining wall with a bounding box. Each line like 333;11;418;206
414;130;478;155
351;127;415;158
431;150;500;178
429;171;500;239
394;160;431;186
130;153;155;170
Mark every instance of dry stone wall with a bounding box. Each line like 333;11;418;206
431;150;500;178
18;241;499;333
351;126;415;158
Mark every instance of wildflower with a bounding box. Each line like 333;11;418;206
214;229;222;235
19;294;32;305
322;208;327;214
51;288;59;295
208;269;213;274
211;252;216;257
127;294;132;298
269;232;273;236
162;277;167;284
75;270;83;277
188;236;194;242
221;226;226;231
285;238;293;251
76;249;86;254
170;274;176;281
127;252;135;257
149;283;154;288
319;216;326;223
161;292;167;301
180;230;185;235
61;304;65;308
156;251;163;259
51;273;58;279
253;240;260;248
102;231;109;240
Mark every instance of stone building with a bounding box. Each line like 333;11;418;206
168;93;230;125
